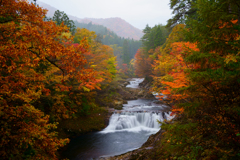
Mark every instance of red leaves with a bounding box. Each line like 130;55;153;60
134;48;153;77
42;88;50;96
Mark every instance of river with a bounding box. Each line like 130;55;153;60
61;78;172;160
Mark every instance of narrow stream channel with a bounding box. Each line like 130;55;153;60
62;78;172;160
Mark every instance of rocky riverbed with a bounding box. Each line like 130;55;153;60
107;78;164;110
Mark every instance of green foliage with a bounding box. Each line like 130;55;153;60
80;96;91;116
123;39;130;64
141;24;170;52
107;57;117;79
110;44;124;68
52;10;76;34
166;0;197;29
57;106;108;138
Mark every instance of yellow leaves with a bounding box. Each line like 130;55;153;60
75;28;97;46
79;34;116;83
90;64;97;68
225;54;237;64
82;86;90;92
60;32;72;39
163;24;186;50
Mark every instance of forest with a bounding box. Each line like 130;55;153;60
133;0;240;159
73;21;142;74
1;0;240;159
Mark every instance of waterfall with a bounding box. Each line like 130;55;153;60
126;78;144;88
101;112;173;133
101;78;174;134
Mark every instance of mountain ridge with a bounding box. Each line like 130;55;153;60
78;17;143;40
37;1;143;40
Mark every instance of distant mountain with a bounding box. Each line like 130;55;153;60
36;1;56;17
78;18;143;40
36;1;143;40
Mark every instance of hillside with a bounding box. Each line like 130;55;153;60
74;21;142;72
79;18;143;40
37;0;143;40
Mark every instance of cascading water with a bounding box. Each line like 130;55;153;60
62;78;173;160
102;111;172;133
126;78;144;88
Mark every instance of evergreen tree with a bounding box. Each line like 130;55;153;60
166;0;197;29
52;10;76;34
52;10;63;25
141;24;170;52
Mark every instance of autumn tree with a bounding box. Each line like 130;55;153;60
0;0;101;159
74;28;117;83
134;24;170;79
134;48;153;78
151;24;186;79
151;0;240;159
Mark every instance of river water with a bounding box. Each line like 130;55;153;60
62;78;172;160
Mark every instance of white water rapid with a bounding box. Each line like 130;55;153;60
101;78;174;134
126;78;144;88
101;111;173;133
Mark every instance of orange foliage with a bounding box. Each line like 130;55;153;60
74;28;117;83
170;106;184;116
153;42;199;102
0;0;102;158
134;48;153;77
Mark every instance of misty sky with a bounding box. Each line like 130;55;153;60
38;0;173;30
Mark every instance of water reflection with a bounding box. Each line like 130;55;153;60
63;131;151;160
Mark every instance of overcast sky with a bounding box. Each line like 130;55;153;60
37;0;173;30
